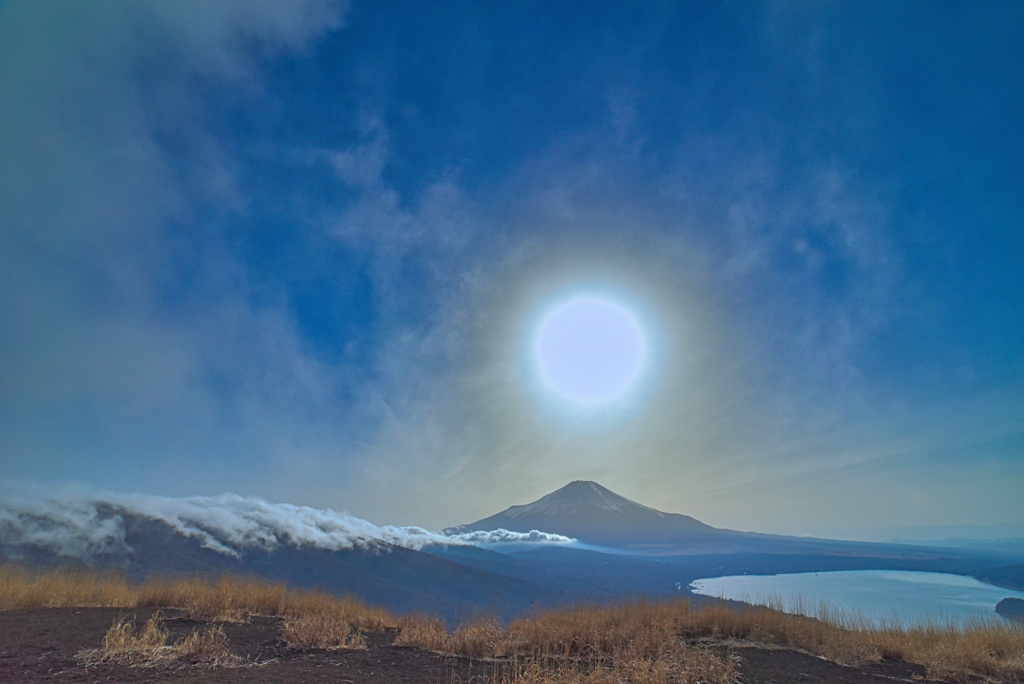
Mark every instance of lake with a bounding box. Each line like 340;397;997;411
689;570;1024;627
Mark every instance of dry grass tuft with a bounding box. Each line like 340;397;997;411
2;563;396;663
452;617;505;659
277;587;390;649
503;600;681;660
0;564;135;609
0;563;395;627
394;615;504;658
394;615;450;651
490;641;739;684
77;612;245;669
396;598;1024;683
674;597;1024;681
397;603;741;684
282;587;393;632
136;575;288;621
281;611;367;650
492;646;737;684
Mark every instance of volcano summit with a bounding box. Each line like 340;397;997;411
445;481;729;547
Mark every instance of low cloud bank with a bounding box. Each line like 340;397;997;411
450;529;575;544
0;488;573;560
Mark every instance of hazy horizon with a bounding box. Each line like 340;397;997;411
1;1;1021;536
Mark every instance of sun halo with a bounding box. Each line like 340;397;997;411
533;296;646;407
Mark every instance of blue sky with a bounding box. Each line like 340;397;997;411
1;0;1021;535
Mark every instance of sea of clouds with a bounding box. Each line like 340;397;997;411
0;488;574;560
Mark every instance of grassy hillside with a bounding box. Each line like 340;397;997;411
2;564;1022;682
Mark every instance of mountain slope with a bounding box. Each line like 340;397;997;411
446;481;733;547
0;505;547;624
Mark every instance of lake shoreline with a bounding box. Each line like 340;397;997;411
689;569;1024;627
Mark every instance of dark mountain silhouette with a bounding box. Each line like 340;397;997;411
996;597;1024;622
445;481;1024;568
974;564;1024;592
4;485;1018;623
0;505;547;624
445;480;736;547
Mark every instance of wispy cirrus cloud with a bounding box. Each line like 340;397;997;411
0;1;1019;538
0;0;354;491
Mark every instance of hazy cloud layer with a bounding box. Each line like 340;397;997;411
0;1;1020;536
0;0;357;495
0;488;574;560
0;497;131;560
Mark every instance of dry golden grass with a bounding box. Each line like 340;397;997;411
0;563;394;627
396;598;1024;683
674;597;1024;682
394;615;449;650
491;642;739;684
135;575;287;621
277;586;393;650
5;564;1023;682
502;600;681;660
281;586;393;631
77;612;245;669
0;565;135;609
394;615;504;658
397;603;741;684
1;563;395;663
281;611;367;650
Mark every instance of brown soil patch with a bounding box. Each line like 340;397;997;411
730;642;941;683
0;608;970;683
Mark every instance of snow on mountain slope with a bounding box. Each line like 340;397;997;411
506;481;665;518
446;481;728;547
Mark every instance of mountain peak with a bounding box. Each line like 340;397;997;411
447;480;723;547
509;481;662;519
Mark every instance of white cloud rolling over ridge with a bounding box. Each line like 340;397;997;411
0;489;574;561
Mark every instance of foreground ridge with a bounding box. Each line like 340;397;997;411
2;565;1022;683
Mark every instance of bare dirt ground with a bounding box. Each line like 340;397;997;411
0;608;966;683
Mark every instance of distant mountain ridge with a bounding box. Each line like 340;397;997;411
810;523;1024;544
4;483;1019;622
0;503;547;624
445;481;732;547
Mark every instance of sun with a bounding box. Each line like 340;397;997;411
535;297;646;405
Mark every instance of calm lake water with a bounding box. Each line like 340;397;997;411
689;570;1024;627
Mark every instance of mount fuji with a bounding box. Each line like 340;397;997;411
4;483;1013;618
445;481;736;547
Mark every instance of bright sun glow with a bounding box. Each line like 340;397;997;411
535;297;646;405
